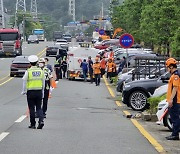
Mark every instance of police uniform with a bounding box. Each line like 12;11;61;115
42;67;53;117
166;70;180;138
22;55;45;129
54;58;62;80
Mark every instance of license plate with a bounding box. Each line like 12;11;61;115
6;52;11;56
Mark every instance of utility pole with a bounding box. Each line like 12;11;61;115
69;0;75;21
15;0;26;28
30;0;37;19
0;0;5;28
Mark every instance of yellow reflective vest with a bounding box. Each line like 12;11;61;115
27;67;44;90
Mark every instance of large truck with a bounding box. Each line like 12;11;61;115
32;29;45;41
67;43;99;80
0;28;22;56
53;31;63;41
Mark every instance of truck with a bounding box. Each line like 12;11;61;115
53;31;63;41
32;29;45;41
0;28;22;56
67;43;99;80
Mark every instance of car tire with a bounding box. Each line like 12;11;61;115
10;73;14;77
129;90;148;111
163;111;172;131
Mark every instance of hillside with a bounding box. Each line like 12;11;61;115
4;0;112;25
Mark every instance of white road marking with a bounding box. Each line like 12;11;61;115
0;132;9;142
0;58;4;60
15;115;27;123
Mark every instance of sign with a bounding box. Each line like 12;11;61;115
119;33;134;48
95;27;99;32
99;29;105;35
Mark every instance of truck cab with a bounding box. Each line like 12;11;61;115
0;28;22;56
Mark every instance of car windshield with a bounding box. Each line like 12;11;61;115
13;56;29;63
0;33;18;41
28;35;37;39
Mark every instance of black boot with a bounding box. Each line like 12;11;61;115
28;125;36;129
165;135;179;140
37;122;44;129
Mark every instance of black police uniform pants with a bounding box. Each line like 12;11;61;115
95;74;100;86
42;88;49;115
55;67;62;80
27;90;44;126
169;103;180;136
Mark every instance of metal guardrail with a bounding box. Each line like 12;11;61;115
133;56;180;80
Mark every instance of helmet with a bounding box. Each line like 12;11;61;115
28;55;38;63
165;58;177;67
39;58;45;63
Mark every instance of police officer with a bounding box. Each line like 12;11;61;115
21;55;45;129
39;58;53;118
165;58;180;140
54;57;62;81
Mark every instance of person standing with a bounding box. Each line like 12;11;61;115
44;57;53;72
88;56;94;83
118;56;126;74
62;56;67;78
100;56;106;77
21;55;45;129
93;57;101;86
80;59;88;81
39;58;53;118
107;58;115;83
54;57;62;81
165;58;180;140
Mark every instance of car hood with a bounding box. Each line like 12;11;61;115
126;79;158;85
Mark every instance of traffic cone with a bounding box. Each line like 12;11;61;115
51;79;57;88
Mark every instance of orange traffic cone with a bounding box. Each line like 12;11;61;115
51;79;57;88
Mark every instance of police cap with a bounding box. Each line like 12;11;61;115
28;55;38;63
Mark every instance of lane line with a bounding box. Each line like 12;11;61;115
131;119;165;153
0;132;9;142
37;48;46;57
103;77;166;153
116;101;122;107
0;75;9;81
0;77;13;86
15;115;27;123
103;76;115;98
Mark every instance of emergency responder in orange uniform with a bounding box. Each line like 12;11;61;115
21;55;45;129
100;56;106;77
93;57;101;86
107;58;115;83
165;58;180;140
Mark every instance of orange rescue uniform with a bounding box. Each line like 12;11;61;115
93;62;101;74
166;71;180;103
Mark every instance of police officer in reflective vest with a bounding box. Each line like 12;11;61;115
21;55;45;129
165;58;180;140
39;58;53;118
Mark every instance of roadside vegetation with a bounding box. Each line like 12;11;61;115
110;0;180;56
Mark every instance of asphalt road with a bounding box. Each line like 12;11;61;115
0;42;159;154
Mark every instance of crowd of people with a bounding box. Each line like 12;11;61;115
79;55;126;85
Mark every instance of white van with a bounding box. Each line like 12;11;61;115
67;43;99;80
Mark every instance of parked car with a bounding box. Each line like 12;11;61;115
149;84;172;130
27;35;39;44
121;71;171;111
76;35;85;42
46;46;59;57
55;41;69;51
10;56;30;77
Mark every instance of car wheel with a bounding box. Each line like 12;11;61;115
10;73;14;77
46;54;49;57
129;91;148;111
163;111;172;131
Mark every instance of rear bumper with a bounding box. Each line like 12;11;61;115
0;49;20;56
